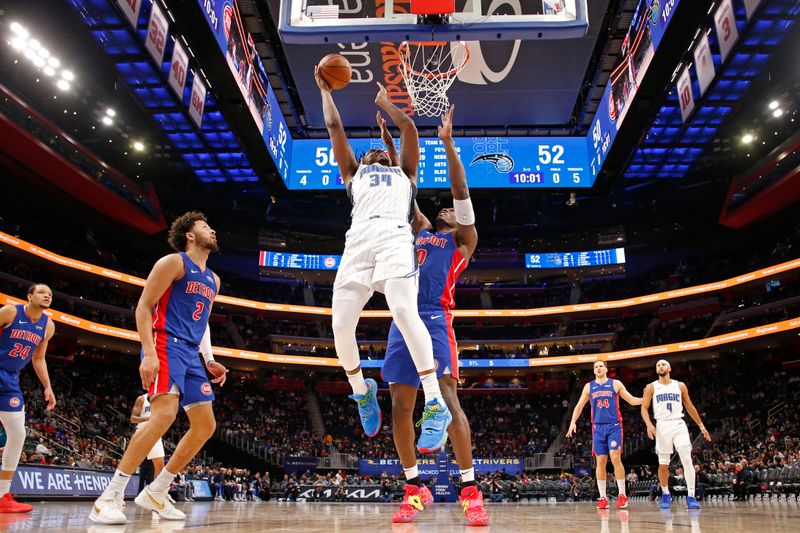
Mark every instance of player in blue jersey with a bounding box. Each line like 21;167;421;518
0;284;56;513
567;360;642;509
90;212;229;525
380;106;487;526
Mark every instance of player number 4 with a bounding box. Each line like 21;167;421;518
417;249;427;265
666;403;673;413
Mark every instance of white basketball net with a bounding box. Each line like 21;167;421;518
398;41;470;117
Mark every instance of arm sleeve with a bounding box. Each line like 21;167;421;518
199;324;214;363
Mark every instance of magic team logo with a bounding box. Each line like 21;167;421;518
647;0;661;25
9;397;20;408
470;153;514;173
201;383;213;396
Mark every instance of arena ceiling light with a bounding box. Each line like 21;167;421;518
741;133;755;144
769;101;780;110
133;141;145;152
773;108;784;118
106;108;116;117
7;23;73;92
101;116;113;126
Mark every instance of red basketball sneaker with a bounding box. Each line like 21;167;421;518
392;484;433;523
0;493;32;513
459;486;490;527
597;497;610;509
616;494;629;509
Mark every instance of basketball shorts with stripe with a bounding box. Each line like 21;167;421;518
146;332;215;409
382;307;458;387
334;220;416;292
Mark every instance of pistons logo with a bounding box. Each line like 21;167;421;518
201;383;213;396
324;256;337;269
610;440;618;448
9;397;20;408
223;4;234;41
433;360;440;371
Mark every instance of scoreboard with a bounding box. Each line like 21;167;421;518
525;248;626;269
288;137;593;190
259;251;341;270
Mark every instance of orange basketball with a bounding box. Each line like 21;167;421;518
318;54;352;90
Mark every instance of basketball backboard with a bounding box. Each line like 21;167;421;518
279;0;590;44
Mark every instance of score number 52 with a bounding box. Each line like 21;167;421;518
538;145;580;184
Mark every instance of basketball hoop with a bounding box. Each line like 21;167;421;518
398;41;469;117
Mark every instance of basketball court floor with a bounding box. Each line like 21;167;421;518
0;500;797;532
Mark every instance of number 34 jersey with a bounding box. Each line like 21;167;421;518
152;252;217;347
652;379;684;421
347;164;416;223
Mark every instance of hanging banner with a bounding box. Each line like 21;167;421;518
168;40;189;101
145;1;169;67
677;67;695;123
744;0;765;20
693;32;715;96
116;0;142;29
714;0;739;63
188;74;207;128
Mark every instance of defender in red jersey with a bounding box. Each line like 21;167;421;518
382;107;487;526
0;284;56;513
90;212;228;525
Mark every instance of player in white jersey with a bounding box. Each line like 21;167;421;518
641;359;710;510
130;394;165;479
315;70;449;448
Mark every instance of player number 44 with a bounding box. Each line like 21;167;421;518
596;399;609;409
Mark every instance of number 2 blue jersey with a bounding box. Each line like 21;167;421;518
0;304;48;374
416;229;468;309
152;253;217;346
589;378;621;424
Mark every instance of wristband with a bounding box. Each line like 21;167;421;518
453;197;475;225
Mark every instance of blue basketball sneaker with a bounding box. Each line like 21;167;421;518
349;378;381;437
686;496;701;509
660;493;672;509
415;398;452;453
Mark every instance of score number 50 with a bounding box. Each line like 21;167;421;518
538;145;580;184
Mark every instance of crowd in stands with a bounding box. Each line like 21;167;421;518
1;220;798;367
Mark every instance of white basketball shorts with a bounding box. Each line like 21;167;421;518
334;219;416;292
655;419;691;455
147;438;165;460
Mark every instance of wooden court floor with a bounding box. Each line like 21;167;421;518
0;500;797;532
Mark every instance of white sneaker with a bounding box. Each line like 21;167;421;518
89;497;127;524
134;487;186;520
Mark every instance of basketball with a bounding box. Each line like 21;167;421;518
317;54;352;90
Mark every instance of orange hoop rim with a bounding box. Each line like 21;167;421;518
397;41;470;80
